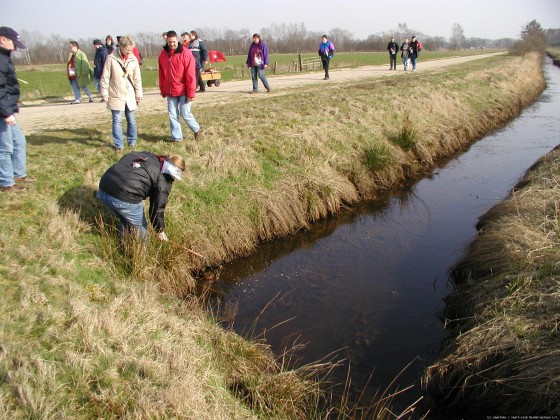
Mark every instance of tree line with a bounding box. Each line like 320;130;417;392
11;21;560;66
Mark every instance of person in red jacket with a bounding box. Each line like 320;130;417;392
158;30;201;142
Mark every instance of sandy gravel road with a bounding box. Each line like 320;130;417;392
16;52;504;134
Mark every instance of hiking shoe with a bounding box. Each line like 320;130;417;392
0;185;26;194
14;176;36;183
194;130;202;141
70;100;80;104
266;88;271;93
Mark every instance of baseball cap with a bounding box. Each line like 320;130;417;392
0;26;26;49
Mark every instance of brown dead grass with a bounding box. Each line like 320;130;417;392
424;146;560;417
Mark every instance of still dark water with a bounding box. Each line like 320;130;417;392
214;59;560;411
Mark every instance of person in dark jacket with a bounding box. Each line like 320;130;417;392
409;35;421;71
0;27;35;194
92;39;108;95
97;151;186;241
187;30;208;92
158;31;201;142
105;35;115;54
387;37;399;70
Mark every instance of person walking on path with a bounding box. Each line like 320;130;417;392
246;33;271;93
0;27;35;194
387;36;399;70
188;30;208;93
400;38;410;71
409;35;421;71
105;35;115;54
318;34;335;80
92;39;108;95
158;30;201;142
97;151;186;242
67;41;93;104
100;35;143;152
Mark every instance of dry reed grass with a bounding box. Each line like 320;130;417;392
424;146;560;417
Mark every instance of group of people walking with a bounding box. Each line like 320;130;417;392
3;26;424;246
387;35;422;71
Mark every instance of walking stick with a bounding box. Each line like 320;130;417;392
167;239;205;259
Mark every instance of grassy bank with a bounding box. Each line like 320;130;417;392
0;53;545;417
547;48;560;66
424;145;560;417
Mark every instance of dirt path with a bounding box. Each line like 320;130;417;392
17;52;504;134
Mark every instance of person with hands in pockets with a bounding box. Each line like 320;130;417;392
100;35;143;152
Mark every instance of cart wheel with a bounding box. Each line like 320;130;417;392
206;81;213;87
214;80;221;87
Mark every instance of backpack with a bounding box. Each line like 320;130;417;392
417;40;423;51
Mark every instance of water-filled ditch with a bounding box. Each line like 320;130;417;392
212;58;560;411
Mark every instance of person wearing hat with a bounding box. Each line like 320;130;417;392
97;151;186;242
92;39;108;96
67;40;94;104
0;26;35;193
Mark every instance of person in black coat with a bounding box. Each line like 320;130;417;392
92;39;108;95
0;26;36;194
97;151;186;242
387;37;399;70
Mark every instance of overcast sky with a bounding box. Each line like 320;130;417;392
6;0;560;41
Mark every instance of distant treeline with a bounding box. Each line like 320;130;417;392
11;22;560;66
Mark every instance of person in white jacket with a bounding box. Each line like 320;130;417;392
100;35;143;152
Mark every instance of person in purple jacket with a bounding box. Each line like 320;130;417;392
246;33;271;94
318;34;335;80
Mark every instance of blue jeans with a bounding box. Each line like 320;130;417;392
93;77;101;94
0;119;27;188
69;78;92;101
410;53;417;70
250;66;270;92
97;189;147;241
402;56;409;70
167;95;200;140
111;107;137;149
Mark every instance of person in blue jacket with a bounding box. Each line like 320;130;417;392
318;34;335;80
246;33;271;93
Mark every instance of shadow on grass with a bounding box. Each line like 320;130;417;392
58;184;111;227
26;128;107;148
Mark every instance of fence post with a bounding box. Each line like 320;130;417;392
298;54;302;72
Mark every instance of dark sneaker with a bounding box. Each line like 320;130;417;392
0;185;26;194
88;97;94;103
14;176;36;183
194;130;202;141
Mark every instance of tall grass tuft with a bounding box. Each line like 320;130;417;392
389;114;417;152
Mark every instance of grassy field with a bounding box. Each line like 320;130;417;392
17;50;498;101
1;52;546;418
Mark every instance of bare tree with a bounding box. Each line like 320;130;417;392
449;23;466;50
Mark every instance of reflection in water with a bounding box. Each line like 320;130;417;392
212;59;560;411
